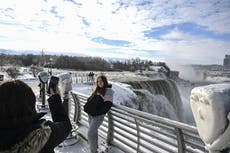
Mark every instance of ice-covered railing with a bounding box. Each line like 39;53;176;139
69;91;206;153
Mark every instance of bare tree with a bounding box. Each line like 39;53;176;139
6;67;20;79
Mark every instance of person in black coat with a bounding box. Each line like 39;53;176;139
86;75;114;153
0;80;72;153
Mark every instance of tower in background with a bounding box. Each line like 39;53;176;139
223;55;230;70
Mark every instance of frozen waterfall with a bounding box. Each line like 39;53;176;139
121;79;184;122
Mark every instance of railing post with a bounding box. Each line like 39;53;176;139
135;119;140;153
175;128;185;153
107;111;114;145
70;92;81;124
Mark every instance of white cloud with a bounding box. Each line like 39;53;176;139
0;0;229;64
161;28;189;40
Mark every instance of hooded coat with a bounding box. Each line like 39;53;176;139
0;94;72;153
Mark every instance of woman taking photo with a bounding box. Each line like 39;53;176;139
86;75;114;153
0;80;71;153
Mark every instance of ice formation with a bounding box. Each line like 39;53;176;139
190;83;230;152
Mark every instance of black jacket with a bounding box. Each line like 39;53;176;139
84;94;112;116
0;94;72;153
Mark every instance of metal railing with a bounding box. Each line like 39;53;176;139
70;91;206;153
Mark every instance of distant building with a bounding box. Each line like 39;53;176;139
223;55;230;69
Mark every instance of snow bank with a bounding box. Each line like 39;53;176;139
190;83;230;151
17;73;36;80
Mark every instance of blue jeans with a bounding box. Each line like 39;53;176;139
88;114;105;153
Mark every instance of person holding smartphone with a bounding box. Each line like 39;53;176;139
0;80;72;153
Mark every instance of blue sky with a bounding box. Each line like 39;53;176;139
0;0;229;64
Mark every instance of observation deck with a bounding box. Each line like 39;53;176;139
53;91;206;153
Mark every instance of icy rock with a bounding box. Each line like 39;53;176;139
190;83;230;151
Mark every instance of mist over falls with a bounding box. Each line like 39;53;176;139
123;79;184;122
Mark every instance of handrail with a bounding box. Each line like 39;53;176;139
70;91;206;153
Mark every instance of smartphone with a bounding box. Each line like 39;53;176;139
47;76;59;94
